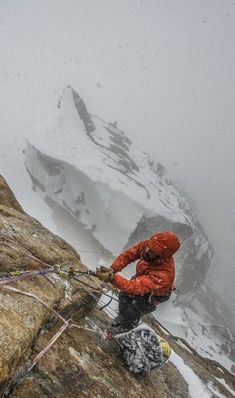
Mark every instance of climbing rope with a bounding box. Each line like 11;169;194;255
0;268;53;285
0;266;120;305
71;274;119;303
0;242;117;384
1;282;103;396
0;241;119;299
0;240;177;386
1;284;69;324
27;322;71;373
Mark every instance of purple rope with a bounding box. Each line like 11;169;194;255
0;268;53;285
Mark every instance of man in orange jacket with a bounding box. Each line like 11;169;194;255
96;231;180;333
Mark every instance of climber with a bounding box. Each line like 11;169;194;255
96;231;180;333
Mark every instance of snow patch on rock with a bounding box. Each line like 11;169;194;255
24;87;234;372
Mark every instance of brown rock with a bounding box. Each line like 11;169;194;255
0;176;100;396
0;176;24;214
0;176;234;398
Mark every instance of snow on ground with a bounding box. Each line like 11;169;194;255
25;86;199;254
215;378;235;397
170;351;226;398
0;1;234;377
206;382;231;398
181;307;234;372
148;296;234;373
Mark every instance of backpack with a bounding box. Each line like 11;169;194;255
115;327;170;374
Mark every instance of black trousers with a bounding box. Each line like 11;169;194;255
118;291;156;329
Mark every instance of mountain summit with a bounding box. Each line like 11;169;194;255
25;87;234;371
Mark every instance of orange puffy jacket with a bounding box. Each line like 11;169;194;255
111;231;180;296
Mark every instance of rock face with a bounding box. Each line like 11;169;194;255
9;309;235;398
0;176;100;396
0;177;24;213
0;176;234;398
24;87;234;370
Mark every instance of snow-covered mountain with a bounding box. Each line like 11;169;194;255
24;87;234;372
0;174;234;397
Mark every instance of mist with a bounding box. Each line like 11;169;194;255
0;1;234;310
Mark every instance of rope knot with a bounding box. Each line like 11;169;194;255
53;264;62;273
66;318;73;328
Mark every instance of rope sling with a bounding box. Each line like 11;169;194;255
0;241;177;392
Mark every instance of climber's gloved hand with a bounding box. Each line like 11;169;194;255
96;266;115;283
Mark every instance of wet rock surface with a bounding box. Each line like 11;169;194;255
10;309;235;398
0;176;100;396
0;175;234;398
24;87;235;371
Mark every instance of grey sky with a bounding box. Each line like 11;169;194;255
0;0;234;298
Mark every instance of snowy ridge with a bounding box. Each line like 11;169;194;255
24;87;235;372
25;87;210;255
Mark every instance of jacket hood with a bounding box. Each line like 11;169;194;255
148;231;180;259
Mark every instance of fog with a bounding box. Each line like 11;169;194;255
0;1;234;307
